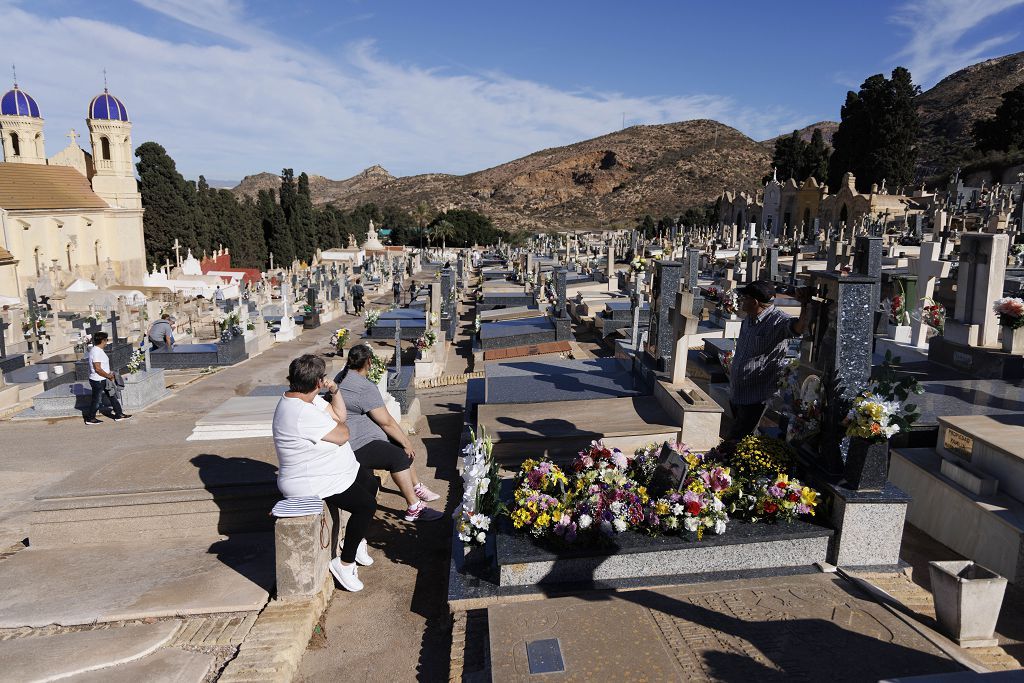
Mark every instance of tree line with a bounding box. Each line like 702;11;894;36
136;143;509;270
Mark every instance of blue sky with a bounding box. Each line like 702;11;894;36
4;0;1024;181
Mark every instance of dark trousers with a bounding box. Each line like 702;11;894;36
353;297;364;313
86;379;123;420
728;401;765;441
323;467;379;563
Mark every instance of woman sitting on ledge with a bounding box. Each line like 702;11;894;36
272;354;377;592
337;344;443;522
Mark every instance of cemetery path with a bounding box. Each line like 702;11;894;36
295;384;463;683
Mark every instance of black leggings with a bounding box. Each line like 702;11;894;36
354;440;411;474
323;466;379;563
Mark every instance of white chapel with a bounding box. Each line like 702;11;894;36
0;78;146;303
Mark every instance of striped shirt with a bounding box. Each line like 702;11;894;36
729;305;796;405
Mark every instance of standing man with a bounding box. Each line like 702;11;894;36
392;279;402;307
84;332;131;424
351;279;365;314
727;280;811;440
148;314;176;351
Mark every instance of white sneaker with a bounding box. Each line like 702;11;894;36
355;539;374;566
329;558;364;592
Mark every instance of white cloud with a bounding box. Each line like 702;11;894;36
0;0;808;180
890;0;1024;87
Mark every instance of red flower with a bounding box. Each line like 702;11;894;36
685;501;702;516
787;492;800;502
775;481;787;490
764;502;778;515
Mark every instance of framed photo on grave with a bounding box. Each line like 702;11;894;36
650;442;690;493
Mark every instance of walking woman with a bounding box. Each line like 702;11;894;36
272;354;377;592
336;344;443;521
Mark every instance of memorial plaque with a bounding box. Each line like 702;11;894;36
526;638;565;675
650;442;690;494
943;428;974;461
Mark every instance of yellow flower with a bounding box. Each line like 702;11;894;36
536;513;551;527
801;487;817;507
655;502;670;515
552;510;562;523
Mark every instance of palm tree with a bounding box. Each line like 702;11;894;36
431;220;456;253
412;201;433;249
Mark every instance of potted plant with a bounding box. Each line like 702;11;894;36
364;308;380;332
929;560;1007;648
330;328;349;356
994;297;1024;354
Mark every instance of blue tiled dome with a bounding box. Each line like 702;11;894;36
88;89;128;122
0;85;40;118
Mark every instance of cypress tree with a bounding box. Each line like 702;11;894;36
135;141;194;267
974;82;1024;153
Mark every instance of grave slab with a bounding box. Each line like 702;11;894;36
487;574;960;682
0;534;273;627
0;620;183;682
483;358;643;404
71;647;214;683
479;316;557;351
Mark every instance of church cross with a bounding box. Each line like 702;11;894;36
108;310;120;343
173;238;182;267
66;129;80;147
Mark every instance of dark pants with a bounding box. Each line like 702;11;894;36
149;338;167;351
86;379;123;420
353;297;364;313
728;401;765;441
354;440;412;474
323;467;379;563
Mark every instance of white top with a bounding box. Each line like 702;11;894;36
88;345;110;382
272;395;359;499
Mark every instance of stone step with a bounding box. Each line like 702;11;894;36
0;620;181;679
0;534;273;628
70;647;215;683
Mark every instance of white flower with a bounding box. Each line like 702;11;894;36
684;517;699;532
612;518;627;533
712;498;725;511
714;519;727;535
470;514;491;530
671;503;685;516
477;477;490;494
610;501;623;515
458;531;472;542
578;514;593;529
475;532;486;544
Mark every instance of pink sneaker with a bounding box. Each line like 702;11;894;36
404;501;443;522
414;483;441;502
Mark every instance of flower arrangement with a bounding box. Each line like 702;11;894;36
923;301;946;333
572;440;631;473
457;428;502;546
707;434;795;483
330;328;350;354
562;467;648;540
702;286;720;303
720;349;734;375
890;295;908;325
509;458;569;539
774;360;822;443
629;256;646;274
414;330;437;352
366;352;390;384
740;474;818;523
718;289;739;315
994;297;1024;329
125;347;145;374
364;309;381;328
845;394;904;441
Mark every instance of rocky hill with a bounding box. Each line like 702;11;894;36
915;51;1024;177
759;121;840;149
232;52;1024;229
234;120;770;231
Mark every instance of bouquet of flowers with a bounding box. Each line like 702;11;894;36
366;352;390;384
739;474;818;523
330;328;349;354
364;309;381;328
629;256;646;274
509;458;569;539
572;440;631;473
718;289;739;315
845;393;905;441
125;347;145;374
473;315;481;334
923;301;946;333
702;286;720;303
890;295;908;326
994;297;1024;329
414;330;437;352
457;428;501;546
707;434;795;485
563;467;648;540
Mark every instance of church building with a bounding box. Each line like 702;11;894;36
0;78;146;303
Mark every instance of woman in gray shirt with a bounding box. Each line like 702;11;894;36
336;344;443;522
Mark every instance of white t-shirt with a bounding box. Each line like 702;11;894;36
88;345;110;382
272;395;359;499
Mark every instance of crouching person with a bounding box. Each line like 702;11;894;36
272;354;377;592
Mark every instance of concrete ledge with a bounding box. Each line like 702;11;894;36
275;506;348;601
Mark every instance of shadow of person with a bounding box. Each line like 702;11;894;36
190;453;279;593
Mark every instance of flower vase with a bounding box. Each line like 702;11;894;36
1001;325;1024;355
844;437;889;490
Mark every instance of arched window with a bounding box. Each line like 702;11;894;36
100;137;111;161
11;132;20;157
35;133;43;157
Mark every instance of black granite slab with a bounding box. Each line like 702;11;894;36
496;517;833;565
149;336;248;368
0;353;26;374
387;366;416;414
884;360;1024;428
365;320;426;341
248;384;289;397
478;316;557;350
